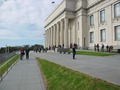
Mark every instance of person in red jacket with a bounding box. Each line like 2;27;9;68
20;48;24;60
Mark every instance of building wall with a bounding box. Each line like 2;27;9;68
44;0;120;49
87;0;99;7
88;0;120;49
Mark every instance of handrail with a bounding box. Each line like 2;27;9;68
0;55;19;82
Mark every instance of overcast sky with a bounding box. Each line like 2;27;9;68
0;0;62;47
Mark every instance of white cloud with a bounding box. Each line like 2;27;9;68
0;0;62;46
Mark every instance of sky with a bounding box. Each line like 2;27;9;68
0;0;62;47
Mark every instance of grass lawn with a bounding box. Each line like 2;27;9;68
37;58;120;90
68;50;116;56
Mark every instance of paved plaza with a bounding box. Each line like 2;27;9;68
0;51;120;90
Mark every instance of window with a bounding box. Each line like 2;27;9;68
90;32;94;43
100;10;105;22
115;26;120;40
90;15;94;26
114;3;120;18
100;29;106;42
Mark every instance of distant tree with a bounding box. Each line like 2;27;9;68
0;47;5;53
30;44;44;51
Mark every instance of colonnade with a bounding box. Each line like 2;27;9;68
45;18;69;48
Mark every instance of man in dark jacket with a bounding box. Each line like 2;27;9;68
72;46;76;59
25;48;30;59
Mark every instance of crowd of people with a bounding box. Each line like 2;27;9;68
47;43;78;59
94;44;113;52
19;43;115;60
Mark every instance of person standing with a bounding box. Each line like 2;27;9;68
94;44;97;52
97;44;99;52
101;44;104;52
25;48;30;59
106;45;109;52
20;48;24;60
72;46;76;59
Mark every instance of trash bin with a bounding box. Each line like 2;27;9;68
117;49;120;53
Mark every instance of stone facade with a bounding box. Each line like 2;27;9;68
44;0;120;49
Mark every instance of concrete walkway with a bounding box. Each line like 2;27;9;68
32;51;120;86
0;53;45;90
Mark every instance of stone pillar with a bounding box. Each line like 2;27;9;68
64;18;69;48
45;30;47;47
49;28;51;46
56;23;59;47
57;22;60;46
60;20;64;46
44;31;46;48
53;25;56;45
51;27;53;46
46;29;49;47
54;24;56;46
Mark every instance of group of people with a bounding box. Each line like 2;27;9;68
94;44;113;52
47;43;77;60
20;48;30;60
34;47;48;53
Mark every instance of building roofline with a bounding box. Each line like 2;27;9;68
45;0;105;28
45;0;65;21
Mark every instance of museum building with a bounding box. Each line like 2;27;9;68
44;0;120;49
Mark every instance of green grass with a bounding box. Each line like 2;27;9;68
0;54;19;77
67;50;115;56
37;58;120;90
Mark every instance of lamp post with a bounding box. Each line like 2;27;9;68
5;45;7;53
7;46;9;53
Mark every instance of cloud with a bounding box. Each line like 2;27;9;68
0;0;62;47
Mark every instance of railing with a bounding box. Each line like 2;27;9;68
0;54;19;82
0;52;16;64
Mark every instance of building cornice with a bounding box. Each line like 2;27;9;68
44;8;75;28
45;0;65;21
45;0;105;29
87;0;104;9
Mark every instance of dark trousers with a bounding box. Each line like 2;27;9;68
73;52;76;59
20;54;24;60
26;53;29;59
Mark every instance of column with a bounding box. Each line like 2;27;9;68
53;25;55;45
58;22;60;46
52;26;54;46
47;30;49;47
54;24;56;46
59;22;61;46
61;19;64;46
56;22;60;46
45;30;47;47
48;28;51;46
51;27;53;46
60;20;62;45
56;23;59;47
44;31;46;47
64;18;69;48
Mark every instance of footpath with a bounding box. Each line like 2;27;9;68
0;53;45;90
32;51;120;86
